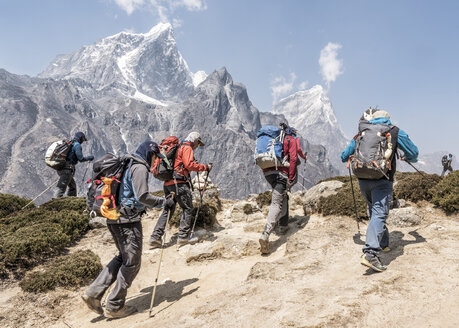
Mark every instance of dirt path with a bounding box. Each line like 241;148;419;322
1;201;458;328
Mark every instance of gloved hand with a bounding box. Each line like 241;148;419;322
87;156;95;161
163;198;175;209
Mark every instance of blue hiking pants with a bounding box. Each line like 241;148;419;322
358;179;393;255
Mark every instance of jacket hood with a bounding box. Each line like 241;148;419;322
135;140;164;166
73;131;87;143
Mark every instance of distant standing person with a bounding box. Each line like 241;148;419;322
441;154;453;177
54;131;94;198
341;108;418;272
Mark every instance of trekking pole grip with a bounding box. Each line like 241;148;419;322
170;191;175;200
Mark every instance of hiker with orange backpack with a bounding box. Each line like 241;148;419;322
82;141;174;319
341;108;418;272
149;132;212;247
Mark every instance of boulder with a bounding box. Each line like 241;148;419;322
88;216;107;229
387;207;424;227
302;181;344;215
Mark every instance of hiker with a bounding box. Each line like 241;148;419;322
441;154;453;177
149;132;212;247
341;108;418;272
258;124;299;254
54;131;94;198
82;141;175;318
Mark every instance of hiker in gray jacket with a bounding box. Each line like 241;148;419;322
82;141;174;319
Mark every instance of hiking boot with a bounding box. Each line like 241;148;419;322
104;305;137;319
259;232;270;254
177;236;198;246
382;246;391;252
149;237;162;248
361;253;387;272
81;294;103;315
277;225;289;235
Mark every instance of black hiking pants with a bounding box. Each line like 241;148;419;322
54;166;76;198
85;221;142;311
151;183;194;240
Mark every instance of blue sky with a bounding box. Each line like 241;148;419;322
1;0;458;157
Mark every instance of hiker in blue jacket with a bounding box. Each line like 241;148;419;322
341;109;418;272
54;131;94;198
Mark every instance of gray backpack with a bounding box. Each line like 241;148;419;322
350;121;398;179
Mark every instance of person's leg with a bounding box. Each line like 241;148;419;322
441;168;447;177
67;173;77;196
151;185;176;241
177;184;194;239
105;222;143;311
363;179;393;254
264;174;288;234
54;168;73;198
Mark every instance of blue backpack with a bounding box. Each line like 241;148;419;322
254;125;289;169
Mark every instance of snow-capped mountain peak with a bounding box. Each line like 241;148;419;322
39;23;194;103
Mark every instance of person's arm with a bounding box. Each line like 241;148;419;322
182;146;207;172
131;165;164;207
397;129;419;163
341;138;356;162
286;136;298;183
74;143;93;162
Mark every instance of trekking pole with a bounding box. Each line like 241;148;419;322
348;166;361;235
190;163;212;239
149;191;175;317
21;179;59;210
78;161;91;196
398;152;438;183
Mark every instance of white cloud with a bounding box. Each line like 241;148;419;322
172;18;183;28
114;0;145;15
298;81;309;90
271;73;296;105
113;0;207;20
319;42;343;89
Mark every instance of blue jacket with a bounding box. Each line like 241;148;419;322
341;117;419;163
67;140;92;165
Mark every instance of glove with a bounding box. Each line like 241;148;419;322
163;198;175;209
86;156;95;161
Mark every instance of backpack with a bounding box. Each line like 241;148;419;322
254;125;289;169
442;155;448;166
86;153;131;220
350;121;397;179
45;139;74;170
152;136;180;181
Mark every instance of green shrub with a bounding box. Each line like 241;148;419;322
316;178;368;219
151;190;165;197
169;203;218;228
394;172;441;203
40;197;86;212
430;171;459;213
317;175;351;184
0;193;32;217
0;195;90;275
256;191;272;208
0;224;70;267
243;203;254;215
19;250;102;293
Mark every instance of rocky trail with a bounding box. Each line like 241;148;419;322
0;194;458;328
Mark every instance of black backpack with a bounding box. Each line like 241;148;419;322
350;121;398;179
45;139;74;170
86;153;131;220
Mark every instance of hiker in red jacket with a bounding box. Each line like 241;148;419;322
149;132;212;246
259;126;299;254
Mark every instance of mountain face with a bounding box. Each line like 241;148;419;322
271;85;349;173
0;25;337;200
39;23;195;104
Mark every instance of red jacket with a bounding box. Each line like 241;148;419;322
164;142;207;186
262;135;298;182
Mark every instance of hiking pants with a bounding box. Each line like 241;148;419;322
54;167;76;198
441;165;453;177
151;183;193;240
358;179;393;255
85;221;142;311
264;172;289;234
